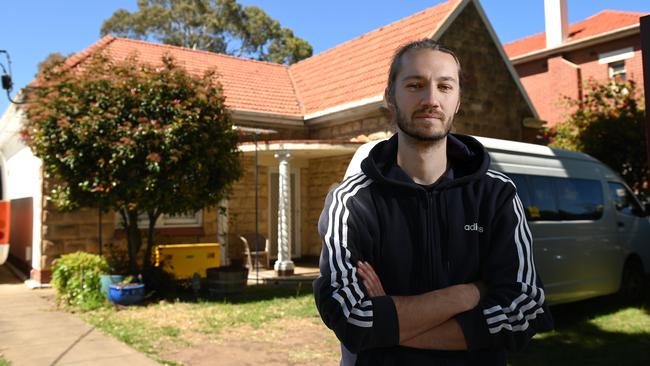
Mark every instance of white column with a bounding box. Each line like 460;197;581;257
274;152;294;276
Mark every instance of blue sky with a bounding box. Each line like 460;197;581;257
2;0;650;113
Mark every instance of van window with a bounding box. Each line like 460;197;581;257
556;178;604;220
528;176;560;220
508;174;532;220
506;174;604;221
608;182;644;217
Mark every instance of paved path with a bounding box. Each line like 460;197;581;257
0;264;161;366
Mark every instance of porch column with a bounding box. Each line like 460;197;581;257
274;151;294;276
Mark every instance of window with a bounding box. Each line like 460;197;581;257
506;174;604;221
608;182;644;217
528;176;560;221
556;178;604;220
115;210;203;229
608;61;626;80
509;174;532;220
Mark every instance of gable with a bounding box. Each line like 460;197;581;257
437;0;537;140
288;0;462;116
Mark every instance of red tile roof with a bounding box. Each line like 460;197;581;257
504;10;647;59
66;36;303;116
62;0;463;118
289;0;461;115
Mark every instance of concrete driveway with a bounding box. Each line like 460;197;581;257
0;264;160;366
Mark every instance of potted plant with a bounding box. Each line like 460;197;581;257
99;243;129;298
108;275;146;305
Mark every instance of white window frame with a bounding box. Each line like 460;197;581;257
608;61;626;80
598;47;634;65
115;210;203;229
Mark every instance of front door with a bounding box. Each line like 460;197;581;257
269;170;301;258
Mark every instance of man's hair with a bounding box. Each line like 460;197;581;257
385;39;462;107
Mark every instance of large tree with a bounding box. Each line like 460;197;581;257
22;53;242;274
101;0;312;64
544;79;648;196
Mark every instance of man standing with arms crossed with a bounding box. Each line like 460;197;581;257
313;39;553;365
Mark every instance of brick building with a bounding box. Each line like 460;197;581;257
0;0;541;284
504;0;648;127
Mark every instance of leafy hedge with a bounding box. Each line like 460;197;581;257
52;252;109;310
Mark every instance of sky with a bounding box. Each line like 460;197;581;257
2;0;650;114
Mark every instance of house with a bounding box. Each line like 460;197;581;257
0;0;542;284
504;0;648;127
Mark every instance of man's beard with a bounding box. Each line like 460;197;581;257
395;105;454;142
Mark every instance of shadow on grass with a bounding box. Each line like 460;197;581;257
509;292;650;366
146;281;312;305
205;282;312;304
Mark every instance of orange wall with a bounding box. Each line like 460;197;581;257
514;34;644;127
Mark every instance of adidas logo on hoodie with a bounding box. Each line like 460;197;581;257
464;223;484;233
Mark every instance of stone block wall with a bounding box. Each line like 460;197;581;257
303;154;354;257
439;1;533;141
226;156;269;261
42;198;222;274
42;200;115;271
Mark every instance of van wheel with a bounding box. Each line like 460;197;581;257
619;259;645;304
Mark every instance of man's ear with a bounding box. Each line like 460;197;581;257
454;98;461;114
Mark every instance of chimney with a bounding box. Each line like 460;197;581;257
544;0;569;49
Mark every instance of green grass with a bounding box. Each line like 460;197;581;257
0;354;10;366
81;284;318;365
509;295;650;366
78;283;650;366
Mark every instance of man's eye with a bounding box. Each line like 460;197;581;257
439;84;453;92
406;83;421;89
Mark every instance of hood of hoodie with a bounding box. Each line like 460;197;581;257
360;133;490;190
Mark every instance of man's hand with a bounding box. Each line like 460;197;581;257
357;260;386;297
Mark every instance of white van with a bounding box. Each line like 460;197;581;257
345;136;650;305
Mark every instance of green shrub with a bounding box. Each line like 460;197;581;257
52;252;109;310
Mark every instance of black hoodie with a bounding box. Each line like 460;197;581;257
313;134;553;365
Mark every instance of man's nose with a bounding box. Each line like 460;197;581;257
420;86;441;108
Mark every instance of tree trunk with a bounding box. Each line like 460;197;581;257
143;209;161;272
125;209;142;275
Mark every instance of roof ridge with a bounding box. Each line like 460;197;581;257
111;36;290;69
504;9;648;47
64;35;117;69
289;0;456;69
286;67;305;115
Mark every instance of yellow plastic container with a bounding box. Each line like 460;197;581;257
152;243;221;279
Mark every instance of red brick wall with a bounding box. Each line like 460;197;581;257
514;34;643;127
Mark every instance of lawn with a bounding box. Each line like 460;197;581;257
509;294;650;366
0;355;9;366
77;284;650;366
80;284;340;365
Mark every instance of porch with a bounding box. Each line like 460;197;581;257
225;139;361;275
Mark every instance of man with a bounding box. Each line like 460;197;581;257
313;39;553;365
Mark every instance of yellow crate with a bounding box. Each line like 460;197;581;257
152;243;221;279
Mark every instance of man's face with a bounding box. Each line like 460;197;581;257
389;49;461;142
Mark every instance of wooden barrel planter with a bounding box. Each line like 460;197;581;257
206;266;249;296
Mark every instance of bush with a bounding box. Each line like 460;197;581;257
52;252;109;310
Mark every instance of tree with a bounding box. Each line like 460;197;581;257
101;0;312;64
544;78;649;196
22;53;242;274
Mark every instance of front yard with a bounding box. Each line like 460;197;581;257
80;285;340;365
73;285;650;365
